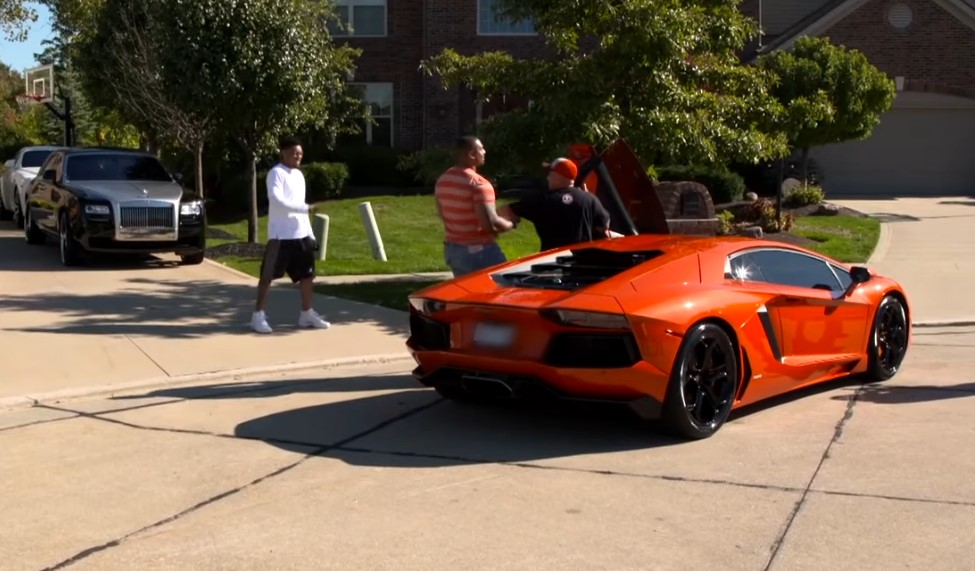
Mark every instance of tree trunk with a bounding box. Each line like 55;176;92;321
194;141;205;200
247;151;258;243
800;147;810;187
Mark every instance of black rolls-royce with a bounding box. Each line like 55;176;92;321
23;147;206;266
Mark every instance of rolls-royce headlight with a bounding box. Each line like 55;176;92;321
84;204;110;215
180;201;202;216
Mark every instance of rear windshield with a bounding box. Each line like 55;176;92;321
64;154;173;182
21;150;53;168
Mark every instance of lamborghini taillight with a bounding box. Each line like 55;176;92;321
542;309;630;330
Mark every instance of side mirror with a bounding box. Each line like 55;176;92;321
3;159;13;168
173;172;184;184
42;169;56;182
850;266;871;285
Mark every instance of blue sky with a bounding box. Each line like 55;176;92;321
0;3;53;73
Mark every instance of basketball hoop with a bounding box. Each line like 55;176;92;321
15;94;43;112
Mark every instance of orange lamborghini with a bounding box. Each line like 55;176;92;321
407;142;911;439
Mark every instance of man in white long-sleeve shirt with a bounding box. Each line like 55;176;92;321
251;136;331;334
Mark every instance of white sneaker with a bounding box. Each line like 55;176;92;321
251;311;273;334
298;309;331;329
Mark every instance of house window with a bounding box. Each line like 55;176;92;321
328;0;387;37
350;83;393;146
475;94;533;125
477;0;536;35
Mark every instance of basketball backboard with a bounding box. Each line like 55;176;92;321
24;64;55;104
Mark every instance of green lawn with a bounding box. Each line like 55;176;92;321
208;195;882;311
209;195;540;276
791;215;881;263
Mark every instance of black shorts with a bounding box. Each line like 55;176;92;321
259;238;316;283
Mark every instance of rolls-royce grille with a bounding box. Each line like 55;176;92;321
120;206;174;229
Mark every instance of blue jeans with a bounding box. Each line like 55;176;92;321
444;242;507;277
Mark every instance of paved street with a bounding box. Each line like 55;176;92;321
1;200;974;570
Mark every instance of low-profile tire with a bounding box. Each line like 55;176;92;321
12;194;24;228
24;206;44;245
59;212;84;266
865;295;909;381
179;251;205;265
662;322;739;440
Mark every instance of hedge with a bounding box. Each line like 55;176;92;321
656;164;746;204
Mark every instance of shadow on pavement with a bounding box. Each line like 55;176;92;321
118;371;882;466
0;276;408;339
836;381;975;405
0;235;182;272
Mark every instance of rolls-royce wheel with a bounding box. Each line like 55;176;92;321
59;212;83;266
24;206;44;244
13;194;24;228
179;251;205;265
865;295;909;381
662;322;739;440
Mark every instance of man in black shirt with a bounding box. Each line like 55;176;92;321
500;157;612;251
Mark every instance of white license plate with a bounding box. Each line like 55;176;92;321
473;322;515;349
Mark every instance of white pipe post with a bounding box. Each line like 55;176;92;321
358;201;387;262
313;213;330;261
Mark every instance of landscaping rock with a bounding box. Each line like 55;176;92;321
816;203;841;216
744;191;759;202
738;226;764;238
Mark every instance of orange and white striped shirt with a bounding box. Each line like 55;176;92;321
434;166;497;245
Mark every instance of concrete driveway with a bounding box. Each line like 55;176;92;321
831;196;975;325
0;223;413;406
2;331;974;570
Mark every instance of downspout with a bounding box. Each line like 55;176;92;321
421;0;427;149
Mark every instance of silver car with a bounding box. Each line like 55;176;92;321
23;147;206;266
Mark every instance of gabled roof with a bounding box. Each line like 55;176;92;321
745;0;975;61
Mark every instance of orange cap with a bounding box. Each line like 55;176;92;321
549;157;578;181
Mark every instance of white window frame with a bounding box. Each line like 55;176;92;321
477;0;537;36
331;0;388;38
350;82;394;146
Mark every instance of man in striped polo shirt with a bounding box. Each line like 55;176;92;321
434;136;514;277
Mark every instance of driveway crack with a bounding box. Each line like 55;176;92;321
39;398;444;570
763;386;861;570
123;334;171;377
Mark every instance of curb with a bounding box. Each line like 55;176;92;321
0;352;415;411
202;257;259;282
867;218;891;265
912;320;975;329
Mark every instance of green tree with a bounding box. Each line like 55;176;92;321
420;0;789;175
1;0;36;41
75;0;214;196
156;0;365;243
758;36;896;183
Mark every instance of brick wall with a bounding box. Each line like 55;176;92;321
820;0;975;93
338;0;552;151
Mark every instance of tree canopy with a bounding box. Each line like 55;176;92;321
421;0;790;173
758;36;895;158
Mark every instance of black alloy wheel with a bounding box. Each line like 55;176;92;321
24;205;44;244
866;296;909;381
663;322;739;440
59;212;83;266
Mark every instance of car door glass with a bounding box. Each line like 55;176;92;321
830;263;854;290
747;250;842;291
727;252;768;282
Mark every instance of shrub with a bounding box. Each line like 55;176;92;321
397;147;454;187
323;144;415;187
740;198;794;233
716;210;735;235
656;164;746;204
302;162;349;202
784;184;826;207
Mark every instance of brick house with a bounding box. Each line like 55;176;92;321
332;0;975;196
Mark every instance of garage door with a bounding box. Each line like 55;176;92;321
809;91;975;196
